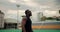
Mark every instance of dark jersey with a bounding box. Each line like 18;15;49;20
22;17;33;32
25;17;33;32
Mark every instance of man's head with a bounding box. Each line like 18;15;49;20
25;9;32;17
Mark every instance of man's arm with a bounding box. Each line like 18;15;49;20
22;18;26;32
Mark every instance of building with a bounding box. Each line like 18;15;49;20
4;18;17;29
0;10;4;29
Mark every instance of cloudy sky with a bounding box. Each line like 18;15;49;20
0;0;60;22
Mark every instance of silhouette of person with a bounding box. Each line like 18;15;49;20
22;9;33;32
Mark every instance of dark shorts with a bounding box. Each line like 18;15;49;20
22;30;33;32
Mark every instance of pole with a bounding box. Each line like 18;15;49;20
16;4;20;29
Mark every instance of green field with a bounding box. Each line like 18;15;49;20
0;29;60;32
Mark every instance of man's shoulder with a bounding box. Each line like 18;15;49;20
23;17;27;19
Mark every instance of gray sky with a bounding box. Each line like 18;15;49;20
0;0;60;22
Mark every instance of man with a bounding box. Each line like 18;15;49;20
22;9;33;32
